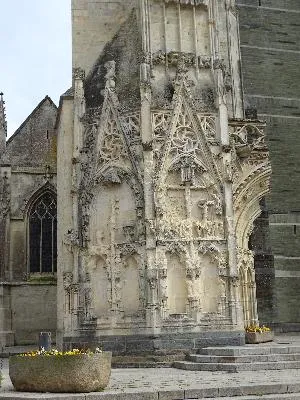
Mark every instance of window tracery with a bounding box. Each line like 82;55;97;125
28;191;57;274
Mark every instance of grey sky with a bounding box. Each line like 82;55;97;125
0;0;72;137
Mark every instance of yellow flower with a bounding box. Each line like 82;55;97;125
18;346;103;357
245;324;271;333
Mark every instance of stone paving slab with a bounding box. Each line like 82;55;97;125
2;361;300;399
204;396;300;400
1;335;300;399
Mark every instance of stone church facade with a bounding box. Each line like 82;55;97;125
57;0;271;351
0;95;58;345
0;0;299;349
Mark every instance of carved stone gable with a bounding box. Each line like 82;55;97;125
96;89;140;177
157;84;220;186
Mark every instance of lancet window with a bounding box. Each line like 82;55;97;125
28;191;57;273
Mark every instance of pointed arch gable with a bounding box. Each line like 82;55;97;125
96;88;141;181
157;84;221;188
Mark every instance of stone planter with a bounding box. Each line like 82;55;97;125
245;331;274;344
9;352;112;393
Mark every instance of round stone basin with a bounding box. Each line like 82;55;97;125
9;352;112;393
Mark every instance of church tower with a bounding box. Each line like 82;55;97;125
57;0;271;352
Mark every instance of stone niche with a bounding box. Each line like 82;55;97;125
57;0;271;353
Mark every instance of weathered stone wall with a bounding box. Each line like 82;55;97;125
0;96;58;345
238;0;300;328
5;97;57;168
56;95;74;344
72;0;137;74
9;284;57;345
57;0;272;353
0;285;13;346
84;10;141;110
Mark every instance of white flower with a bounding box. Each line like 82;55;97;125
95;347;102;353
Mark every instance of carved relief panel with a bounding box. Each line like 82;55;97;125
154;85;224;243
77;85;146;324
151;72;231;322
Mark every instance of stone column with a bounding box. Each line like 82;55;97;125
72;68;86;325
209;0;242;328
0;166;11;281
225;0;244;119
140;0;159;328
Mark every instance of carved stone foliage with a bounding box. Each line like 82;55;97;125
63;272;74;292
153;79;223;242
161;0;208;5
64;230;80;251
153;51;211;69
230;120;268;160
122;113;141;141
152;113;217;145
152;51;227;75
152;112;172;141
73;67;86;81
0;92;7;137
0;172;10;221
97;103;127;167
198;115;217;143
228;119;271;250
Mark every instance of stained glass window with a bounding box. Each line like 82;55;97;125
29;191;57;273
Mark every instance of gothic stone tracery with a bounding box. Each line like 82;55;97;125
59;0;271;343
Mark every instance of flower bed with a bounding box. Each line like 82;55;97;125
245;325;274;344
9;348;112;393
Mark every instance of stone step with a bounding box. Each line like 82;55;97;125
203;395;300;400
188;353;300;363
1;391;300;400
173;360;300;372
199;345;300;356
112;361;173;368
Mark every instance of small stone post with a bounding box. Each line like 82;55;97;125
38;332;51;351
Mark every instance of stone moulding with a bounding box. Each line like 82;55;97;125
245;331;274;344
9;352;112;393
161;0;208;5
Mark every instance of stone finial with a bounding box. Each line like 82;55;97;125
0;92;7;137
104;61;116;90
73;67;86;81
0;92;7;157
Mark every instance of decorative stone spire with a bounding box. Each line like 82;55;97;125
0;92;7;156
